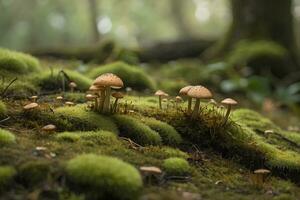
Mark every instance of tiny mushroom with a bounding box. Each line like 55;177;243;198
30;95;38;102
175;96;183;109
56;96;63;101
179;85;193;113
112;92;124;113
264;129;274;138
253;169;271;186
154;90;168;109
187;85;213;119
89;85;102;111
93;73;124;113
69;81;77;93
41;124;57;133
23;102;39;111
65;101;75;106
221;98;238;125
140;166;162;184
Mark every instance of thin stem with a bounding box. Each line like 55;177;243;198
223;105;231;125
187;97;192;113
103;87;111;113
113;98;119;113
158;96;162;109
192;99;200;118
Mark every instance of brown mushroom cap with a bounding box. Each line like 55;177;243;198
254;169;271;174
23;102;39;110
175;96;183;102
221;98;238;105
264;129;274;134
89;85;101;92
155;90;166;96
112;92;124;99
56;96;63;100
86;94;96;100
93;73;124;89
30;96;38;99
187;85;212;99
69;82;77;88
65;101;74;106
140;166;162;174
179;85;193;95
42;124;56;132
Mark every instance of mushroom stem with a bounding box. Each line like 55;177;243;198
94;96;98;111
223;105;232;125
103;87;111;113
158;96;162;109
71;87;74;93
187;97;192;113
192;99;200;118
113;98;119;113
98;89;105;112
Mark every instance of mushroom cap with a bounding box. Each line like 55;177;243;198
86;94;96;100
69;81;77;88
30;95;38;99
140;166;162;174
42;124;56;132
155;90;165;96
89;85;102;92
179;85;193;95
93;73;124;89
221;98;238;105
23;102;39;110
209;99;217;105
56;96;63;100
264;129;274;134
175;96;183;102
254;169;271;174
112;92;124;99
187;85;212;99
65;101;74;106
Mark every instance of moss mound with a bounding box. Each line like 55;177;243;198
33;69;92;92
113;115;161;146
17;160;50;187
0;80;38;99
88;61;155;91
66;154;142;200
56;132;81;142
162;157;191;176
0;48;40;74
0;101;7;117
142;146;188;160
0;129;15;145
142;117;182;146
0;166;16;190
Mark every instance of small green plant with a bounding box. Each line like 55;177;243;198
162;157;191;176
66;154;142;200
113;115;162;146
0;129;15;145
0;166;16;190
88;61;155;91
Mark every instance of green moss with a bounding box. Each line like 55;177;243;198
113;115;162;146
88;61;155;91
66;154;142;200
0;101;7;117
18;160;50;187
141;117;182;146
63;92;86;103
0;48;40;74
142;146;188;160
0;80;38;99
33;69;92;92
158;79;188;94
56;132;81;142
0;166;16;190
0;129;15;145
162;157;191;176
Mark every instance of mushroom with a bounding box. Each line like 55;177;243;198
41;124;56;133
93;73;124;113
69;82;77;93
85;94;96;109
56;96;63;101
65;101;74;106
23;102;39;111
253;169;270;186
112;92;124;113
264;129;274;138
140;166;162;184
187;85;213;119
175;96;183;109
89;85;102;111
221;98;238;125
209;99;217;106
154;90;168;109
30;96;38;102
179;86;193;113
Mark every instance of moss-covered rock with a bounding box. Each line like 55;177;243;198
0;129;15;145
66;154;142;200
17;160;50;187
142;117;182;146
162;157;191;176
113;115;161;146
0;166;16;190
88;61;155;91
0;48;40;74
0;101;7;117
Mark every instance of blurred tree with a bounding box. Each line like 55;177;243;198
170;0;192;37
88;0;100;42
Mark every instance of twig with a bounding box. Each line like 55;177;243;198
1;77;17;98
0;116;10;124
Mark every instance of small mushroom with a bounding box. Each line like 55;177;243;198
264;129;274;138
89;85;102;111
175;96;183;109
187;85;213;119
221;98;238;125
30;96;38;102
154;90;168;109
112;92;124;113
41;124;56;133
179;86;193;113
140;166;162;184
56;96;63;101
23;102;39;111
69;82;77;93
253;169;271;186
209;99;217;106
65;101;74;106
93;73;124;113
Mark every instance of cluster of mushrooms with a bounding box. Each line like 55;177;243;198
86;73;124;113
155;85;238;123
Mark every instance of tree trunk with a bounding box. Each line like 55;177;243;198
204;0;298;77
88;0;100;43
